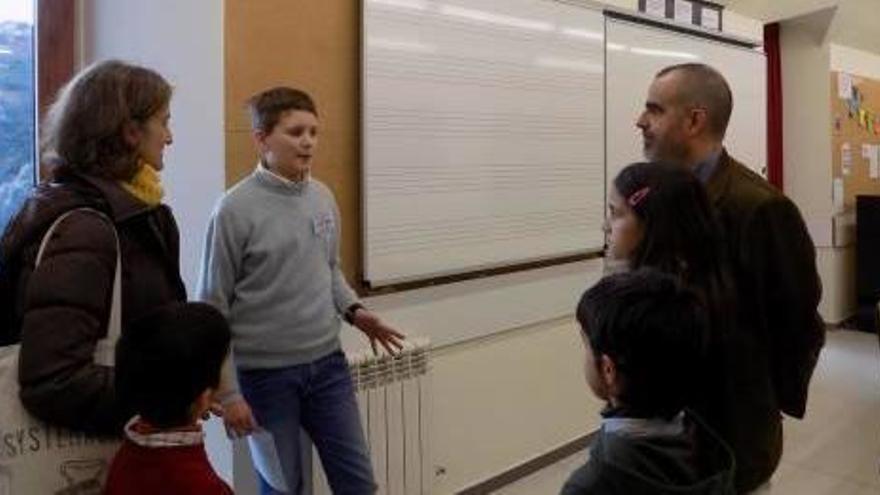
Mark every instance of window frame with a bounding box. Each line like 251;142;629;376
36;0;75;179
37;0;75;117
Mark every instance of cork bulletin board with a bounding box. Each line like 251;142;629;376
831;70;880;209
225;0;361;285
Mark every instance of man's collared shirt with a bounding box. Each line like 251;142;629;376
693;148;723;184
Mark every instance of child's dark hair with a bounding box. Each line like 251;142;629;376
577;269;711;418
116;302;231;428
247;86;317;134
613;161;733;321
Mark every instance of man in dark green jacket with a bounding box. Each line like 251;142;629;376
634;63;825;492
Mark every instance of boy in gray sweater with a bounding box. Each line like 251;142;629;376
198;87;404;494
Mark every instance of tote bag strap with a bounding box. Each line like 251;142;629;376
34;208;121;365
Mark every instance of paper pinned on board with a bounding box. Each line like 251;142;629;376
871;145;880;180
841;142;852;176
862;143;873;159
838;72;853;100
833;177;845;214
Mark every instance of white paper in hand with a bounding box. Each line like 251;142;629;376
246;428;289;492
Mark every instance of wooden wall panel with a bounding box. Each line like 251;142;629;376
225;0;361;284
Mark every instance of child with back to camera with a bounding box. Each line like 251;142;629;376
561;269;735;495
105;302;233;495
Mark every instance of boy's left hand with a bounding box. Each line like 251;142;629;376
352;308;405;355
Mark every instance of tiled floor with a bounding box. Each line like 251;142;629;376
495;330;880;494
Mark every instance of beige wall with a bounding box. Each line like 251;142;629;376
780;14;833;234
817;246;857;323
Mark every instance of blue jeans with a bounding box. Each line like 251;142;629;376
239;350;376;495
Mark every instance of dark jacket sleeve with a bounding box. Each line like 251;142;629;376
742;196;825;418
560;461;601;495
17;212;126;435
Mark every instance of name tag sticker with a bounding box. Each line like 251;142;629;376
312;214;335;238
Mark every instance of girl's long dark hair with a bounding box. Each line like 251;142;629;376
613;162;734;325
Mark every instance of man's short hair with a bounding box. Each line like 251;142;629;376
657;63;733;138
576;268;711;418
116;302;231;428
247;86;317;134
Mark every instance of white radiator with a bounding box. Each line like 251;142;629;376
312;338;432;495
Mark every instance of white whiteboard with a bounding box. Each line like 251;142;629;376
363;0;605;287
605;17;767;187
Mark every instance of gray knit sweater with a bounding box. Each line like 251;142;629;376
197;165;359;370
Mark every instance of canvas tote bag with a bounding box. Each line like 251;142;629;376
0;208;122;495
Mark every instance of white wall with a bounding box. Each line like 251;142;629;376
80;0;225;290
780;14;833;234
78;0;231;481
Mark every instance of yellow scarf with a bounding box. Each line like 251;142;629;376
120;163;164;206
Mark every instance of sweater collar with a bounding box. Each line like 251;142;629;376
693;147;723;185
124;416;205;448
602;411;686;438
600;404;687;438
254;161;311;195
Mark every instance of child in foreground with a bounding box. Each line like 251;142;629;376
561;269;735;495
104;302;233;495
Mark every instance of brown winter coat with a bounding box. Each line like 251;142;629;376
0;170;186;434
705;151;825;492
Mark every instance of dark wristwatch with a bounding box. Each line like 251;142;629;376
343;303;365;325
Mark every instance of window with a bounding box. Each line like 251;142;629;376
0;0;35;233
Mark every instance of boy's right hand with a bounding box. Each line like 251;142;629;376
224;398;258;438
